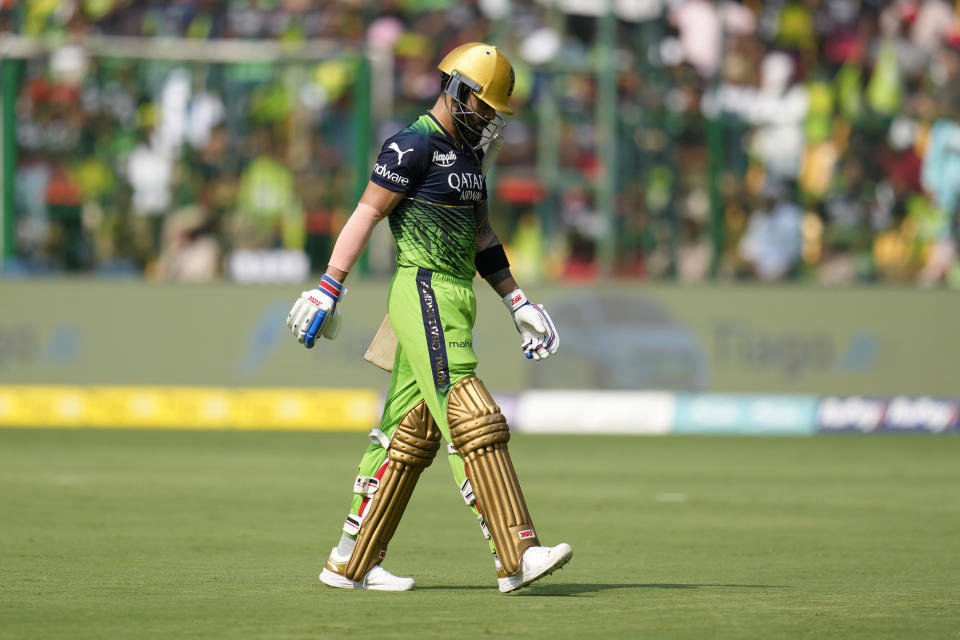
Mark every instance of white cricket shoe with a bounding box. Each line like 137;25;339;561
497;543;573;593
319;547;414;591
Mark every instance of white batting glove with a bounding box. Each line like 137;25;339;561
503;289;560;361
285;274;345;348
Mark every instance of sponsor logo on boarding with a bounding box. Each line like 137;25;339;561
817;396;885;432
518;529;536;540
816;396;960;433
432;149;457;167
883;396;959;433
374;163;410;186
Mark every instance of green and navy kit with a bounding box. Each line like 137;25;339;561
370;113;487;280
341;113;497;557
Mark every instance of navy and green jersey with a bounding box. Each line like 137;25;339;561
370;113;486;280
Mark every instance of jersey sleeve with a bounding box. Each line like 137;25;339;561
370;130;429;193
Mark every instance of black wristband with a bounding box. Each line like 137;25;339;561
475;244;510;278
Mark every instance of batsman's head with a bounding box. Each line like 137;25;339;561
438;42;515;149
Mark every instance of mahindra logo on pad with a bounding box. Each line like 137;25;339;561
518;529;535;539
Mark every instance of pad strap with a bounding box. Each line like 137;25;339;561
354;476;380;497
368;428;391;449
459;478;476;506
343;514;363;536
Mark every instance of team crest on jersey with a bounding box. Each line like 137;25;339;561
432;149;457;167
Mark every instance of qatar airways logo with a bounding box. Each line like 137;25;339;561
448;171;484;202
432;149;457;167
374;163;409;186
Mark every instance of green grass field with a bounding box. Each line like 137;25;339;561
1;429;958;639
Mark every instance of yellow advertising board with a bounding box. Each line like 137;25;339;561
0;386;379;430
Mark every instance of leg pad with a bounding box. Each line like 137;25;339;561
448;376;539;576
345;401;441;580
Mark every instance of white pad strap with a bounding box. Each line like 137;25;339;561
354;475;380;497
478;514;491;540
368;428;391;450
343;513;364;536
459;478;476;506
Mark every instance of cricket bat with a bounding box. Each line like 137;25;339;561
364;314;398;372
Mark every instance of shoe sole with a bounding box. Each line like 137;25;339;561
320;568;359;589
501;547;573;594
319;568;414;592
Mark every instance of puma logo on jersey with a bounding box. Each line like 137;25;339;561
389;142;414;165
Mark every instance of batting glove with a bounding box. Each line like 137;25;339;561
503;289;560;361
286;274;345;348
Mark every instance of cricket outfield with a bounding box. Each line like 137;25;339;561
1;429;958;639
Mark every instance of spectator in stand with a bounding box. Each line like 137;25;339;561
2;0;960;285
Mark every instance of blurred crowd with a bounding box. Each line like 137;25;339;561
2;0;960;285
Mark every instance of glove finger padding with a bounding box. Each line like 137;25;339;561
285;297;300;330
303;309;327;348
291;288;336;345
513;303;559;360
284;275;344;349
287;298;313;338
520;334;536;359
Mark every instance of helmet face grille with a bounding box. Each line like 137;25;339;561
443;78;507;151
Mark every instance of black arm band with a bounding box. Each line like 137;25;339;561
475;244;510;278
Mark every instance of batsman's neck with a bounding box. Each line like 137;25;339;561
429;96;462;147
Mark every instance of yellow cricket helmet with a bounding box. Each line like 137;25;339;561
438;42;516;115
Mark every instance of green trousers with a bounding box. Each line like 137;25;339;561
343;266;493;552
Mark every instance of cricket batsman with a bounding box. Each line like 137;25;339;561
285;43;572;592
